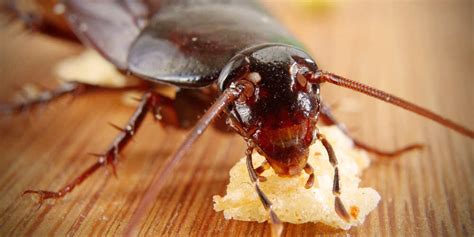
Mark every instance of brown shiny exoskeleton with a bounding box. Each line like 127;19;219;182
2;1;473;236
219;44;320;177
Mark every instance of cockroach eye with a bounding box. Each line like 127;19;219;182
242;82;255;100
234;80;255;102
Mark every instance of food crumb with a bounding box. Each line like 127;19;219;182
213;126;380;230
54;49;139;88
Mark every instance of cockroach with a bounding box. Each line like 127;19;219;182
2;0;472;236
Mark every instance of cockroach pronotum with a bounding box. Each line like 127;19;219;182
1;0;472;236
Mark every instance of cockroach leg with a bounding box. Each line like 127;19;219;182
254;161;270;182
255;161;269;175
316;132;351;222
124;87;244;236
23;91;171;203
245;145;283;237
319;102;424;157
0;81;149;115
1;82;85;115
150;94;179;128
311;71;474;138
303;163;315;189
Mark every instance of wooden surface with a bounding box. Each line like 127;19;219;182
0;1;473;236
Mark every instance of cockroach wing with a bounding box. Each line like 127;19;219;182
127;2;303;88
64;0;141;69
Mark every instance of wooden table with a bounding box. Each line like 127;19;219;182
0;1;472;236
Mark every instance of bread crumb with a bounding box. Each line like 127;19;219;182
213;126;380;230
54;49;178;107
54;49;139;88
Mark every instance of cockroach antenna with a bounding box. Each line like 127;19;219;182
311;70;474;138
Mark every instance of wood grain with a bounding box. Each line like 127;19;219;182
0;1;472;236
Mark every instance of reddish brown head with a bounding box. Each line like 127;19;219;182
219;44;321;176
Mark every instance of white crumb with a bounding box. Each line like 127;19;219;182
213;126;380;230
54;49;139;88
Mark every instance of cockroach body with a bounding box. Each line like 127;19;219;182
2;0;473;236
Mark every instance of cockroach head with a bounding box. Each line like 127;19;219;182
218;44;323;176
